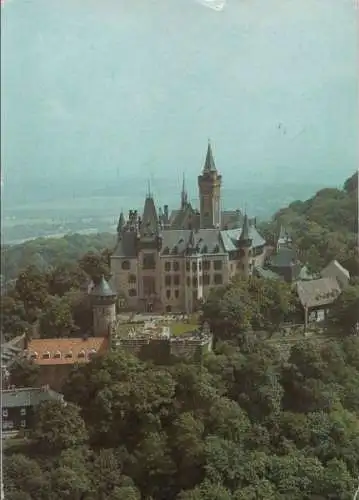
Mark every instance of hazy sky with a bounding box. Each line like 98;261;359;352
1;0;358;208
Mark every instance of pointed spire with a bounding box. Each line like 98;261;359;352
202;139;217;173
239;212;250;241
146;179;152;198
188;228;195;249
181;173;188;208
117;211;125;233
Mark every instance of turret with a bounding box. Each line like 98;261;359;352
198;140;222;229
237;214;252;278
90;276;117;337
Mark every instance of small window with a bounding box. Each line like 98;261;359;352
88;349;97;359
174;290;179;299
162;246;170;255
128;274;136;284
214;260;222;271
128;288;137;297
202;245;208;254
172;246;178;255
78;350;86;359
30;352;38;360
20;408;26;416
173;261;180;272
166;305;172;312
213;244;220;253
42;352;50;359
165;275;171;287
214;274;223;285
164;262;171;272
203;274;210;286
203;260;210;271
53;351;61;359
192;262;197;272
2;409;8;417
65;352;73;359
186;261;190;272
166;289;171;299
192;277;198;287
122;260;130;270
186;277;191;287
174;275;180;286
20;420;26;428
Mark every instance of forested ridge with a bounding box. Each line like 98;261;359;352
2;172;359;499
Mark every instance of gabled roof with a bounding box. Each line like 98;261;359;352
321;260;350;289
2;387;64;408
27;337;109;365
141;196;159;237
239;213;250;241
269;248;297;268
113;231;138;258
296;277;341;309
90;276;116;298
253;267;282;280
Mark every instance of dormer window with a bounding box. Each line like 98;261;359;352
88;349;97;359
53;351;61;359
162;246;170;255
78;350;86;359
42;352;50;359
172;246;178;255
202;245;208;254
178;238;184;244
65;352;73;359
30;352;38;360
213;244;220;253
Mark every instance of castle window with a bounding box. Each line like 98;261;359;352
78;350;86;359
174;289;179;299
122;260;130;270
20;408;26;416
186;261;190;272
192;262;197;272
214;274;223;285
65;352;73;359
173;261;180;272
192;276;198;287
166;305;172;312
143;253;156;270
164;262;171;272
202;245;208;254
186;277;191;287
128;274;136;284
165;275;171;287
172;246;178;255
53;351;61;359
213;244;220;253
20;420;26;428
203;260;210;271
178;238;184;244
199;261;202;271
162;246;170;255
213;260;222;271
166;289;171;299
174;275;180;286
2;409;8;417
42;352;50;359
129;288;137;297
203;274;210;286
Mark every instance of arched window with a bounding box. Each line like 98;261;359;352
53;351;61;359
78;350;86;359
121;260;130;270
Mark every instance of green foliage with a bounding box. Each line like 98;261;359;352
327;282;359;335
39;295;77;338
9;358;40;388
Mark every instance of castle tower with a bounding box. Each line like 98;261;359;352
198;140;222;229
237;213;252;278
90;276;117;337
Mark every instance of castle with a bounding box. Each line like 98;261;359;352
110;141;268;313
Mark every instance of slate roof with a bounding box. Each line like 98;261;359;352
2;387;64;408
321;260;350;289
27;337;109;365
90;276;116;298
141;196;159;237
296;277;341;309
169;208;247;231
114;231;138;258
269;248;297;268
113;226;266;258
253;267;282;280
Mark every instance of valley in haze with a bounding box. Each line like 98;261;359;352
1;0;358;243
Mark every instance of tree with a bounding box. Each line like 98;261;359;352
32;401;88;452
15;265;49;322
3;454;48;499
10;358;40;388
0;295;31;340
47;263;87;296
39;295;77;338
79;251;110;283
327;283;359;335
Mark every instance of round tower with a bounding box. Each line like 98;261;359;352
90;276;117;337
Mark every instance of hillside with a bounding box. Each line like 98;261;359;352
1;232;116;283
259;171;358;274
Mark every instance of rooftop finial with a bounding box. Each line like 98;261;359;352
147;179;151;198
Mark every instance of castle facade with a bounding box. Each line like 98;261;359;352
110;142;268;313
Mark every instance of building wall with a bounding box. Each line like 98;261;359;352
35;365;72;392
93;303;116;337
2;406;32;433
111;256;139;308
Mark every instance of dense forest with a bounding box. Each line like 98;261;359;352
2;172;359;499
259;172;358;274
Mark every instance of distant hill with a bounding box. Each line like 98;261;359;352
259;172;358;274
1;232;116;282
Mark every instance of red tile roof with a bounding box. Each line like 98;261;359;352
26;337;109;365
